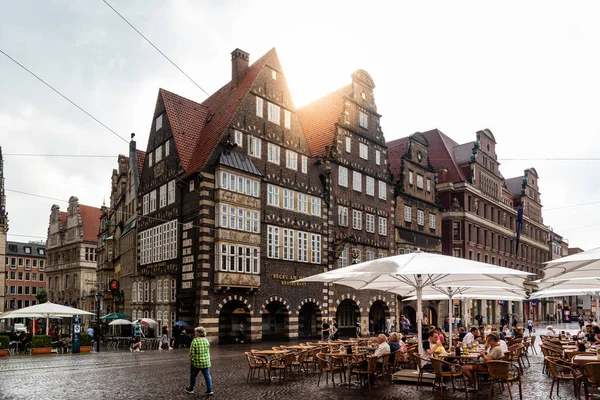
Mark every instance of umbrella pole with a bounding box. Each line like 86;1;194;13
596;294;600;319
416;274;424;354
46;316;49;335
462;299;469;330
448;294;453;348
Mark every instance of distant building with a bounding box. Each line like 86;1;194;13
5;241;46;328
46;197;101;327
0;147;8;314
568;247;584;256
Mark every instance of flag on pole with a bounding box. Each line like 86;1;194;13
515;206;524;256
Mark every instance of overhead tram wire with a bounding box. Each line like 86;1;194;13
5;188;205;231
0;49;129;145
4;154;115;158
101;0;210;97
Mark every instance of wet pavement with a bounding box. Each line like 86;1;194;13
0;322;590;400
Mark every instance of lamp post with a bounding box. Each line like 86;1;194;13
94;291;102;352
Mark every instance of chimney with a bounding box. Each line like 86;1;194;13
231;48;250;88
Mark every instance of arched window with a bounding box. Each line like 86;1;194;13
132;310;137;320
163;279;169;302
171;279;176;302
151;282;156;303
144;310;149;319
163;311;169;328
144;282;149;302
156;311;162;328
138;282;143;303
157;280;163;302
132;282;137;303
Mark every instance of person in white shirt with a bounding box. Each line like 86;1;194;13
371;333;391;362
546;326;557;337
462;327;480;347
499;339;509;353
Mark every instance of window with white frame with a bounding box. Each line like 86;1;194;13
339;166;348;187
155;145;162;163
376;150;381;165
297;231;308;262
338;247;348;268
378;181;387;200
345;136;351;153
409;171;414;185
157;280;162;302
148;152;153;167
353;210;362;230
359;143;368;160
366;251;374;261
311;197;321;217
168;180;175;204
143;194;149;215
249;137;261;158
189;180;195;192
234;130;243;147
217;243;260;273
427;178;432;192
150;190;156;212
359;111;369;129
219;171;260;197
404;205;412;222
417;174;424;189
139;220;178;265
163;279;169;302
366;176;374;196
378;252;386;259
132;282;137;302
216;205;259;233
137;282;143;303
353;171;362;192
256;96;263;117
311;234;321;264
284;110;291;129
417;209;425;226
298;193;308;214
283;189;294;210
165;140;170;157
144;282;149;302
379;217;387;236
159;185;167;208
283;229;295;260
267;184;280;206
338;206;349;226
268;143;280;164
267;102;281;125
429;214;436;229
268;226;280;259
301;155;307;173
156;114;163;130
286;150;298;170
171;279;176;302
366;214;375;233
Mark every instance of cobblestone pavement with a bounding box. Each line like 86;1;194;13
0;322;590;400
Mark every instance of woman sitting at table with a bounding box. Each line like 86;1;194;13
462;333;504;390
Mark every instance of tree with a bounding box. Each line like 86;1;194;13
36;288;47;304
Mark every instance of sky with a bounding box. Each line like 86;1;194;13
1;0;599;250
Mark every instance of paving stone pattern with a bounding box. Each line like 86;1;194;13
0;323;588;400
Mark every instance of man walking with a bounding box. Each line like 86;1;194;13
130;319;144;352
185;327;214;396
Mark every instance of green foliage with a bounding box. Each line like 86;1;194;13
31;335;52;348
0;335;9;349
80;333;92;346
35;288;47;304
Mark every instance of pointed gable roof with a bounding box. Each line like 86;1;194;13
420;129;467;182
79;204;102;242
160;89;210;172
505;176;523;197
386;137;410;178
185;48;277;173
297;84;352;157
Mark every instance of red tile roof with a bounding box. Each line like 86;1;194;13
136;149;146;177
386;137;410;179
60;211;67;227
297;85;352;156
184;48;277;174
79;204;102;242
160;89;210;172
420;129;467;182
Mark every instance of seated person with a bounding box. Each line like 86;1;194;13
546;326;557;337
483;325;492;336
462;333;504;389
388;332;406;365
462;327;480;348
457;327;467;341
421;331;448;371
370;333;390;364
434;327;446;344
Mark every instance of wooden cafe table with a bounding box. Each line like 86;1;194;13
572;354;600;366
329;351;368;387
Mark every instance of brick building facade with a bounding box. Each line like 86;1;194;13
0;147;7;314
4;241;46;313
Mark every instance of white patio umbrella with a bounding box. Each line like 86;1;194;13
540;247;600;281
294;250;530;353
108;319;132;326
3;301;93;335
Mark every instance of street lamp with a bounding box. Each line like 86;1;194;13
94;291;102;352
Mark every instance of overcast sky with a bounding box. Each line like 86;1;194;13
1;0;599;251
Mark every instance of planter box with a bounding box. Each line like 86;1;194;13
0;349;8;357
79;346;92;353
32;347;52;355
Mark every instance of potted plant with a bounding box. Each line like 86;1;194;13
79;333;92;353
0;335;9;357
31;335;52;355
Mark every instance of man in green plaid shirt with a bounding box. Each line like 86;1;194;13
185;326;213;395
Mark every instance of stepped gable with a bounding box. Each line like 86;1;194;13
185;48;277;173
297;84;352;157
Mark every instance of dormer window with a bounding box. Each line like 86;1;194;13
156;114;163;131
24;247;31;254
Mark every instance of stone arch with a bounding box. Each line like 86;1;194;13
332;293;363;314
297;297;323;315
261;296;291;341
215;294;253;315
297;297;323;339
261;295;290;313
